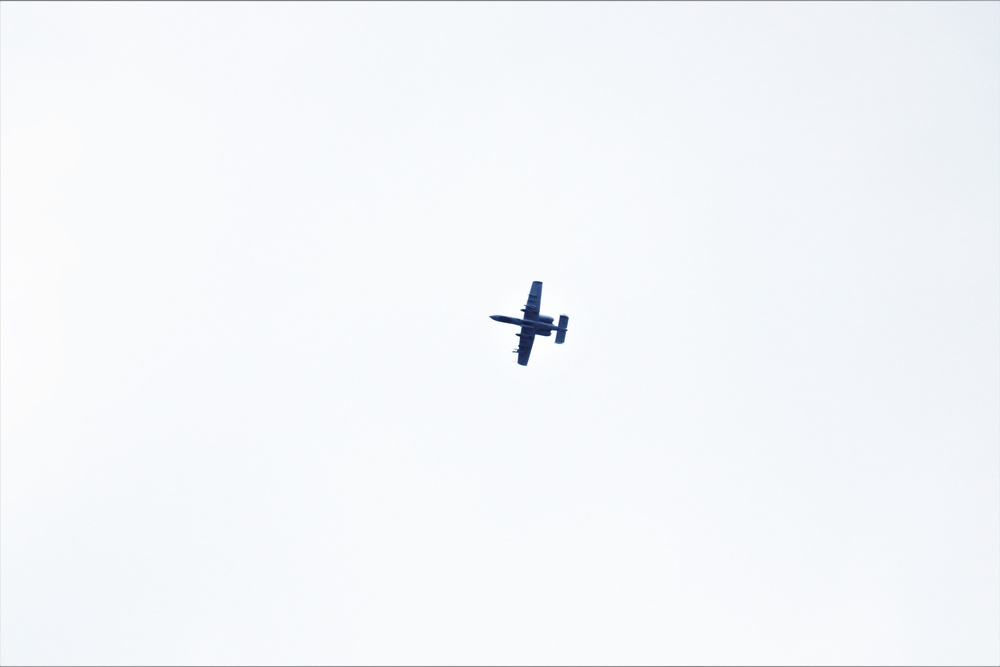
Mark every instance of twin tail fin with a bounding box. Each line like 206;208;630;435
555;315;569;344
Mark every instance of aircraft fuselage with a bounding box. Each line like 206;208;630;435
490;314;564;334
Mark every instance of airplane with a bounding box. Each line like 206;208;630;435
490;281;569;366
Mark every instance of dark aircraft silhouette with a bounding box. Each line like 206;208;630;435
490;281;568;366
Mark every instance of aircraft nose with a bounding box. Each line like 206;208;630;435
490;315;502;321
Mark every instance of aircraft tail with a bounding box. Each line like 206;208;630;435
555;315;569;344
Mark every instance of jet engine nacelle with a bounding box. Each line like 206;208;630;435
539;315;555;324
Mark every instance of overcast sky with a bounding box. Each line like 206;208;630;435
1;2;998;665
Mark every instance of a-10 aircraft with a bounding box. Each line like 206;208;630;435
490;281;569;366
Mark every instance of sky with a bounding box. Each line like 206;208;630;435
1;2;998;665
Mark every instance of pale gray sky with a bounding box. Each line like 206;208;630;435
1;2;998;665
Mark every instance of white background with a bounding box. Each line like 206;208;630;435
2;3;998;665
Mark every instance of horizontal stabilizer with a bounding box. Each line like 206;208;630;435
555;315;569;344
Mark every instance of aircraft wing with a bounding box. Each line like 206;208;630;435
516;328;535;366
522;281;543;320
